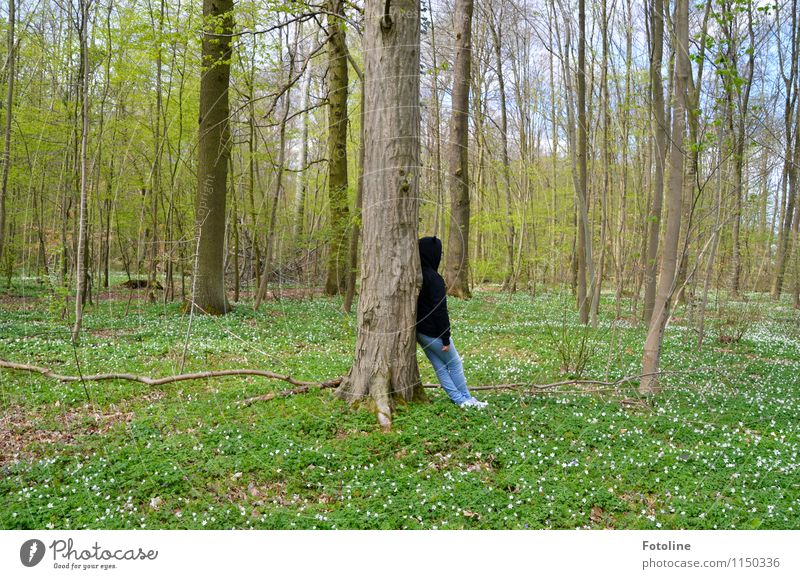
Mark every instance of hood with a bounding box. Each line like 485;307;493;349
419;236;442;270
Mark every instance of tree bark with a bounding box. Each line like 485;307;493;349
293;39;311;244
576;0;594;324
343;58;365;314
488;9;515;293
772;0;799;299
592;0;612;327
0;0;14;265
725;0;755;299
71;0;90;343
428;1;444;238
640;0;688;395
643;0;668;324
192;0;234;315
335;0;425;428
324;0;350;295
444;0;474;299
148;0;164;303
614;0;633;317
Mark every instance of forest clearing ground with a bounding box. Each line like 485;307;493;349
1;278;799;529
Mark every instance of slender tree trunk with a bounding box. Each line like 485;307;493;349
429;1;444;238
103;197;110;288
293;45;311;244
677;0;711;307
230;155;240;302
697;121;726;350
727;0;755;298
343;60;365;314
772;156;795;298
488;10;515;293
148;0;164;303
324;0;350;295
548;8;559;286
0;0;14;265
791;95;800;306
576;0;594;324
643;0;668;324
193;0;233;315
254;25;296;310
772;1;798;299
71;0;91;342
592;0;612;327
614;0;633;317
444;0;474;299
640;0;688;395
246;45;262;290
34;178;48;278
335;0;425;428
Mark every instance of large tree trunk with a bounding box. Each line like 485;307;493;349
643;0;668;325
192;0;233;315
444;0;474;299
324;0;350;295
335;0;425;429
640;0;688;395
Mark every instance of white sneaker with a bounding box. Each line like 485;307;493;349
460;397;488;409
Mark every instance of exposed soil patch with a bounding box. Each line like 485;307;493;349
0;404;134;467
90;327;136;338
235;287;325;301
620;490;661;516
589;504;616;528
0;292;44;308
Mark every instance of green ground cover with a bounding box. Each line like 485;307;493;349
1;278;799;529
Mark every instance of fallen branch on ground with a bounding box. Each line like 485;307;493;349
0;359;342;389
236;380;611;407
239;369;715;406
1;359;723;408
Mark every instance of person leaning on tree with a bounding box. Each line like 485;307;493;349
415;236;487;409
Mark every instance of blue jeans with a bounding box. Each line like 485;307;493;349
416;332;472;404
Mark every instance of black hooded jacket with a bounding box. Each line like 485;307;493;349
416;236;451;345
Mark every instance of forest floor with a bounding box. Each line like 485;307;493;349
1;277;799;529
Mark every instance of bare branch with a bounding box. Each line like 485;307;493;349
0;359;343;389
